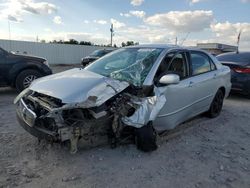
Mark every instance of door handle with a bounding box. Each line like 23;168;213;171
189;81;194;87
213;73;217;79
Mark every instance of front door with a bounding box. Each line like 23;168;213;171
153;50;197;131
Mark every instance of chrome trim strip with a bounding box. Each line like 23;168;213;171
158;94;213;118
17;98;37;127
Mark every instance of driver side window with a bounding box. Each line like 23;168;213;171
155;51;188;81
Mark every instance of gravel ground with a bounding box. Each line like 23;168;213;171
0;65;250;188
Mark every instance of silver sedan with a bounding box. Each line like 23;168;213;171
14;45;231;152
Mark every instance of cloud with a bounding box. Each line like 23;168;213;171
130;0;144;6
7;15;23;22
44;28;52;32
120;10;146;18
241;0;250;2
189;0;204;4
53;16;62;24
129;10;146;18
94;20;108;25
21;1;57;14
110;18;126;29
83;20;89;24
120;13;131;17
115;25;174;44
0;0;57;22
145;10;213;33
210;22;250;49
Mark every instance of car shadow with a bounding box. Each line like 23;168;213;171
0;87;18;97
227;93;249;101
0;87;19;103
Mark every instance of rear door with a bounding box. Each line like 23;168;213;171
187;50;218;113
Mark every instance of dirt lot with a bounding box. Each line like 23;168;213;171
0;65;250;188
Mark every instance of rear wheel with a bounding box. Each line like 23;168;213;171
135;123;157;152
207;89;224;118
16;69;42;92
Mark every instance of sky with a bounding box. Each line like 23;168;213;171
0;0;250;50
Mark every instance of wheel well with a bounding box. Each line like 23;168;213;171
12;67;42;87
219;87;225;97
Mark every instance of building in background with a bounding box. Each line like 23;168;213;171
197;43;237;55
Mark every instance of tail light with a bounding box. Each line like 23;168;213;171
233;67;250;74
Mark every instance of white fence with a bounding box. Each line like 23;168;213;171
0;39;114;65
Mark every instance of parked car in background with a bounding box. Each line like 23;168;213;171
81;49;114;66
15;45;231;153
217;52;250;97
0;47;52;91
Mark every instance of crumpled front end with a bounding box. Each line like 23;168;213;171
15;79;167;153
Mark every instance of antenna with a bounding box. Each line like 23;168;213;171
110;24;114;47
180;32;190;46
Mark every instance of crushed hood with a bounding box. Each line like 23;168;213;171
30;68;129;106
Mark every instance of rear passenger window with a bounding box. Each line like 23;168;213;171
191;52;214;75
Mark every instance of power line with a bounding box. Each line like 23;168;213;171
180;32;190;46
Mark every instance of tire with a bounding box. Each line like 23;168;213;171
135;123;157;152
15;69;42;92
207;89;224;118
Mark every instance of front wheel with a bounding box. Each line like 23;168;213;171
16;69;42;92
207;89;224;118
135;123;157;152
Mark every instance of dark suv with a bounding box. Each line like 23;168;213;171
0;47;52;91
217;52;250;97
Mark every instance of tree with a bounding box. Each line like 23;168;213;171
64;39;79;45
121;41;139;47
80;41;92;45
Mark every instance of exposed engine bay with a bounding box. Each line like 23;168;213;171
15;83;164;153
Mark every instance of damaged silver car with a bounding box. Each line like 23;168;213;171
14;45;231;153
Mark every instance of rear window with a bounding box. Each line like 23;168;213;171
217;53;250;64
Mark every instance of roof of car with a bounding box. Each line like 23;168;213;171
217;51;250;57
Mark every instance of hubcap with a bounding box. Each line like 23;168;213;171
23;75;37;88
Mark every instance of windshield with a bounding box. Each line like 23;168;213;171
85;48;163;86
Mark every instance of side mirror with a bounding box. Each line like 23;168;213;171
159;74;180;85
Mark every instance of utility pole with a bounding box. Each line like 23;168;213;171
237;29;242;53
175;37;178;45
110;24;114;47
8;20;12;51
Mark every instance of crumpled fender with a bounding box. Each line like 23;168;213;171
122;87;167;128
